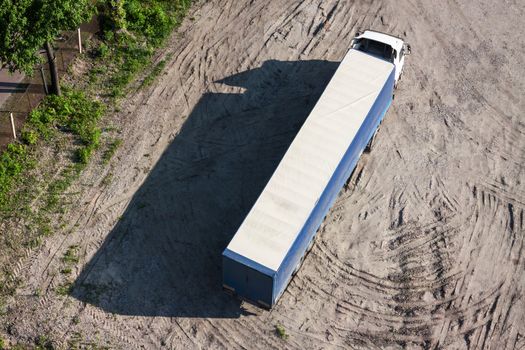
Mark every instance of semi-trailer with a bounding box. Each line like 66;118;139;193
222;30;411;308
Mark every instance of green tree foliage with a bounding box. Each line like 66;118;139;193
109;0;127;30
0;0;92;94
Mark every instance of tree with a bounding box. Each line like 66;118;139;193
0;0;92;95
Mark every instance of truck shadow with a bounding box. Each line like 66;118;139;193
71;59;339;318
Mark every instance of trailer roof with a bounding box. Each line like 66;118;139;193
226;49;394;273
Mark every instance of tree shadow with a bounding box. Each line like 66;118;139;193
72;59;339;318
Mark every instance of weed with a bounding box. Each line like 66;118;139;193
35;335;54;350
62;245;79;264
275;324;288;340
55;282;73;296
101;172;113;187
102;138;122;164
0;143;33;213
61;267;72;275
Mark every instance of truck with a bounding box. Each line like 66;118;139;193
222;30;411;308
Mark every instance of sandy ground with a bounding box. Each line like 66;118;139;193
2;0;525;348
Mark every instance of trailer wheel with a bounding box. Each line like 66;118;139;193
365;127;379;153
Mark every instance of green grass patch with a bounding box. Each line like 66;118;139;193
0;143;34;214
27;88;104;146
95;0;192;98
0;89;104;218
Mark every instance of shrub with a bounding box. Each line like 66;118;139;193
97;42;110;58
27;89;105;163
124;1;174;44
76;146;92;165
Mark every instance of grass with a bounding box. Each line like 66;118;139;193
141;59;167;87
94;0;191;98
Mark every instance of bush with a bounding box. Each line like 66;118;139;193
97;42;110;58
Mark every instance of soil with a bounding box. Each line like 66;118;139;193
2;0;524;349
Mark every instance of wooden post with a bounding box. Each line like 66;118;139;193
44;41;61;95
10;113;17;139
77;28;82;53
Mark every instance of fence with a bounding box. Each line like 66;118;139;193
0;18;99;149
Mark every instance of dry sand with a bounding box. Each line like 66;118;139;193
2;0;524;348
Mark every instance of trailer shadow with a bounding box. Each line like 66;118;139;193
71;59;339;318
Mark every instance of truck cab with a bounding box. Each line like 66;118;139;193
350;30;411;88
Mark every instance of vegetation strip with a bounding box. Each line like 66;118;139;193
0;0;193;343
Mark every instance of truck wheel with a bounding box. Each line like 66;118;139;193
394;73;402;89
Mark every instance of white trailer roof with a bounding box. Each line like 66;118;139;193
226;49;394;272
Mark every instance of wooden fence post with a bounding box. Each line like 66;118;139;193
10;113;17;139
78;28;83;53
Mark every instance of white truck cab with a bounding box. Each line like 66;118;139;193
350;30;411;88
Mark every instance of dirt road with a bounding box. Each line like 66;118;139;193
3;0;524;348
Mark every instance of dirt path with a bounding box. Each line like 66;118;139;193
3;0;524;348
